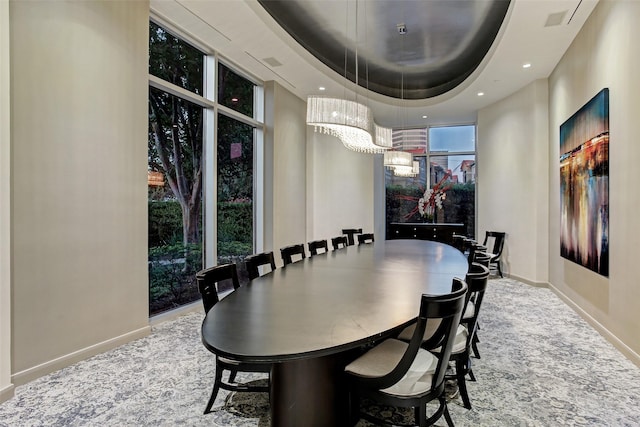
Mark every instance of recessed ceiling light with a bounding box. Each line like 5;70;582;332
522;63;532;69
477;92;484;97
319;86;326;91
422;115;428;119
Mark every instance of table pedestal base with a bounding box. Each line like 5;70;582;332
270;352;356;427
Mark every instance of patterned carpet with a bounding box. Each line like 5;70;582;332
1;278;640;426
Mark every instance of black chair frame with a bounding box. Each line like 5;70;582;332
308;239;328;256
357;233;375;244
245;251;276;281
347;278;467;427
331;236;348;250
482;231;506;277
448;263;490;409
196;264;270;414
280;244;306;266
342;228;363;246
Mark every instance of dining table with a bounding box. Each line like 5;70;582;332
201;239;468;426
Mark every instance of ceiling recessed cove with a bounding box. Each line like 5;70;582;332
258;0;511;100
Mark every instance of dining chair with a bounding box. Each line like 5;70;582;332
462;263;490;361
280;243;306;266
482;231;506;277
472;251;491;268
357;233;374;244
345;278;467;427
397;264;488;411
245;251;276;281
196;264;270;414
341;228;363;246
331;235;348;250
449;263;489;409
308;239;328;256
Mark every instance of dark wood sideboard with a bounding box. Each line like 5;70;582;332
387;222;465;245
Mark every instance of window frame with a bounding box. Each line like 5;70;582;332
148;17;265;312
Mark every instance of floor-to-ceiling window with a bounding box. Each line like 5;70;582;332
147;21;262;314
386;124;476;238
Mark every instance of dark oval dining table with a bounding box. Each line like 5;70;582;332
201;239;468;426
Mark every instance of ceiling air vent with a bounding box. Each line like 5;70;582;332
544;10;568;27
262;57;283;67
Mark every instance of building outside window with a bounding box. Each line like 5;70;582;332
386;124;476;238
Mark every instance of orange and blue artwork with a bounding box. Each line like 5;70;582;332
560;88;609;276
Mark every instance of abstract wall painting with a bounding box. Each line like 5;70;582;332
560;88;609;276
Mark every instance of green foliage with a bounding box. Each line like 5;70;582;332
148;201;183;247
217;201;252;256
148;243;202;314
217;114;253;202
386;185;424;224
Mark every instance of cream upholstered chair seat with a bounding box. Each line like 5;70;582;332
344;278;467;427
345;338;438;397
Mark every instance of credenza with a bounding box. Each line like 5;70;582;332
387;222;465;245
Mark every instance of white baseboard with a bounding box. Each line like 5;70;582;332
503;273;549;288
547;282;640;369
11;325;151;387
0;383;14;403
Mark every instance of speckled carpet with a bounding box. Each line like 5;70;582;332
2;278;640;426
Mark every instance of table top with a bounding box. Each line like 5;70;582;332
201;239;468;363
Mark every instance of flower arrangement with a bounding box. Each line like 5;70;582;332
418;187;446;219
418;172;452;221
395;170;453;222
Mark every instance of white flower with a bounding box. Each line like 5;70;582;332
418;197;426;216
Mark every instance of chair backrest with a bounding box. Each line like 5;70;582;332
467;242;486;266
464;263;490;344
244;251;276;281
341;228;362;246
361;278;467;391
357;233;375;244
196;263;240;313
421;278;468;390
280;244;306;266
331;236;348;250
473;251;491;267
451;235;467;252
308;239;328;256
483;231;506;257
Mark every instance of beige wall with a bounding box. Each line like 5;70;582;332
264;81;308;260
1;0;13;404
307;130;376;242
479;0;640;364
10;0;150;384
477;79;549;284
548;0;640;362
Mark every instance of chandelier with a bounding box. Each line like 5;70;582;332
384;150;419;177
393;161;420;177
307;97;392;154
305;0;391;154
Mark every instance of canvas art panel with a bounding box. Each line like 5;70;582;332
559;88;609;276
